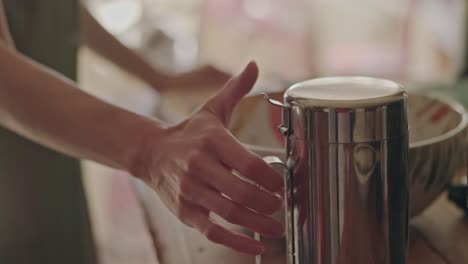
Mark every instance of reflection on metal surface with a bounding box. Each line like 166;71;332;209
353;143;377;185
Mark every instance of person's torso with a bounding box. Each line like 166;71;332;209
3;0;80;79
0;1;96;263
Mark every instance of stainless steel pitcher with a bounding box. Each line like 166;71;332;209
258;77;410;264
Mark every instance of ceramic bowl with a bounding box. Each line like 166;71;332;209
229;93;468;217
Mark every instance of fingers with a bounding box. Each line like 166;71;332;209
212;133;284;193
196;155;282;215
178;199;266;255
184;182;284;238
202;61;259;126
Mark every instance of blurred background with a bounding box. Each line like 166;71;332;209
30;0;468;264
83;0;466;83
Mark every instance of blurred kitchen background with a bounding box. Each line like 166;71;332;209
75;0;467;264
83;0;467;82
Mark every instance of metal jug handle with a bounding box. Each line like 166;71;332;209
255;156;294;264
263;156;287;172
262;93;292;137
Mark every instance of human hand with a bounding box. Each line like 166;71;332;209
137;62;284;255
160;65;231;91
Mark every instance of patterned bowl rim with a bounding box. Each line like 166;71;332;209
409;93;468;149
240;93;468;153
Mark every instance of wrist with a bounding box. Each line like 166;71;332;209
127;117;168;181
143;66;174;92
151;74;176;92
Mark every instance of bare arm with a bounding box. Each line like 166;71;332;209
0;0;156;172
80;2;230;91
0;6;283;254
0;41;162;171
79;2;169;89
0;42;284;254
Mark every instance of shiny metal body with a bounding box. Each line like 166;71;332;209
259;77;410;264
285;129;409;264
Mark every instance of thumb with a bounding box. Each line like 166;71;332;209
202;61;258;127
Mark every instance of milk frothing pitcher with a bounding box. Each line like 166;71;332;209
257;77;409;264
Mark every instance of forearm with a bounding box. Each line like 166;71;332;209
0;42;164;173
80;3;168;89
